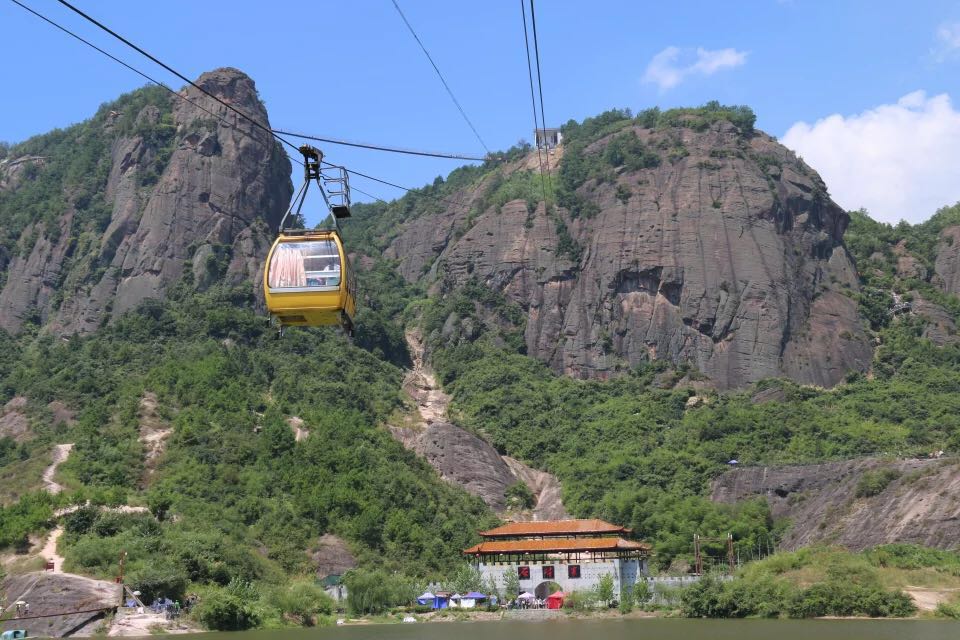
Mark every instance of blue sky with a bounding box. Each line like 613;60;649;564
3;1;960;223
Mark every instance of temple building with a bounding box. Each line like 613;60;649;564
464;519;651;600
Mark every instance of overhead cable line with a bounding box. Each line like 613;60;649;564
530;0;550;177
520;0;548;206
54;0;301;153
15;0;474;213
272;129;485;161
390;0;490;155
9;0;305;167
528;0;553;194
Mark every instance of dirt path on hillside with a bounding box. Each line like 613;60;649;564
393;330;568;519
42;443;73;495
904;587;960;612
38;445;73;573
404;329;450;426
138;393;172;480
38;526;65;572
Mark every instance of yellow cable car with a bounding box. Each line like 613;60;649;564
264;145;356;335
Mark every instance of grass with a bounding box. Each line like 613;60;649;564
6;554;47;575
739;546;960;602
0;454;48;506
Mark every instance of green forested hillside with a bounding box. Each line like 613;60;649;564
341;107;960;567
3;96;960;625
0;283;496;622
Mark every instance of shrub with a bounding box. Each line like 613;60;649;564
855;468;901;498
129;564;189;603
195;589;261;631
344;569;417;615
564;589;599;611
866;544;960;571
633;580;652;606
505;481;535;509
267;580;334;625
786;582;916;618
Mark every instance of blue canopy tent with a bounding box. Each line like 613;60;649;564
416;591;435;606
460;591;486;609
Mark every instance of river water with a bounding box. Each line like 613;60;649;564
175;618;960;640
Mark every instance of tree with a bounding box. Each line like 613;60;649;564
596;573;615;606
619;586;633;613
449;563;484;595
485;576;502;604
344;569;396;615
501;569;521;601
633;580;652;608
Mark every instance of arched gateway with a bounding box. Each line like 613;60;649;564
534;581;561;600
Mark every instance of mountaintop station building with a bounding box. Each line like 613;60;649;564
534;127;562;149
464;519;651;600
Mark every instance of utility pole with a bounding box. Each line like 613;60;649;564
693;534;703;575
118;550;128;606
727;533;735;574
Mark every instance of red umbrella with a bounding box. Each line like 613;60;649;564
546;591;566;610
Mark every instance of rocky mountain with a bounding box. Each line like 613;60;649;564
0;68;291;335
712;457;960;551
934;226;960;296
4;72;960;595
367;109;873;389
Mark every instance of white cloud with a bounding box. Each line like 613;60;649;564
933;22;960;61
782;92;960;224
642;47;747;91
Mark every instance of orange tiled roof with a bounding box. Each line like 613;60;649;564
463;537;651;555
479;519;628;538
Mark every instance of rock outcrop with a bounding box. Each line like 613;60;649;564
384;121;872;389
312;534;357;578
912;294;960;346
0;68;291;334
400;421;517;512
1;572;119;638
711;457;960;550
0;397;30;442
390;330;568;518
933;226;960;296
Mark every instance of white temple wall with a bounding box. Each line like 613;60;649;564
477;558;648;600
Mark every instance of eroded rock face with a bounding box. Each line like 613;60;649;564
312;534;357;578
933;226;960;296
386;122;872;389
0;68;291;334
407;421;517;512
912;293;960;346
711;458;960;550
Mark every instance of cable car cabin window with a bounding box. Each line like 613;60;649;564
268;240;341;291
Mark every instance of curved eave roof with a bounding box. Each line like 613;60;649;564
464;537;651;555
479;518;630;538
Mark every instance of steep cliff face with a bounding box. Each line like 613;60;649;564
933;226;960;296
0;68;291;334
383;118;872;389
